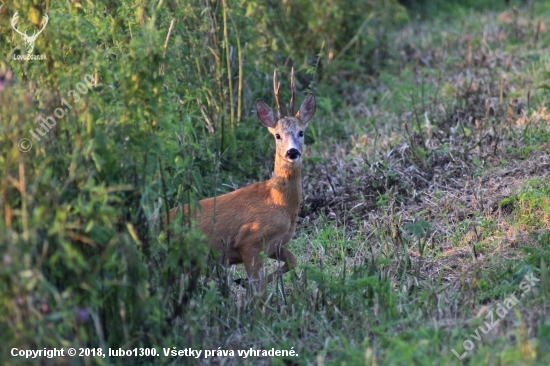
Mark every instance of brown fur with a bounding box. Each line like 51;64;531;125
168;155;301;287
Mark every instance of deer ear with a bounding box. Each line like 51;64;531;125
296;93;316;124
256;99;277;128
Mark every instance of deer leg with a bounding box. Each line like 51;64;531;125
266;247;297;284
240;248;267;300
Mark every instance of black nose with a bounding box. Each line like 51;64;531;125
286;148;301;160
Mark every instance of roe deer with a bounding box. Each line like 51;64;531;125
168;68;316;298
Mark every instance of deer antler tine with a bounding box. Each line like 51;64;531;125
273;69;284;119
11;11;27;37
36;13;48;35
289;67;295;116
12;12;18;29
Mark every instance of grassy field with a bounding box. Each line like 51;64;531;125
2;0;550;365
218;2;550;365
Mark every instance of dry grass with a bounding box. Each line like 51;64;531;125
289;6;550;356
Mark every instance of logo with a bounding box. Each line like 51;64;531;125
11;11;48;59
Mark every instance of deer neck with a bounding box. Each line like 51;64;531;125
269;154;302;213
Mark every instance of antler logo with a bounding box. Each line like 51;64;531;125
11;11;49;55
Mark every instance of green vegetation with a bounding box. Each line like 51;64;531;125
1;0;550;365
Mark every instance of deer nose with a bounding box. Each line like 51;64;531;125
286;148;301;160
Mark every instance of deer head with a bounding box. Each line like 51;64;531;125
11;11;49;55
256;68;316;164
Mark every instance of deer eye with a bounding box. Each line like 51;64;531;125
275;133;281;140
298;131;304;137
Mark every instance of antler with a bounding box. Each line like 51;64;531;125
32;14;48;38
289;67;295;116
33;14;50;36
11;11;27;37
11;11;48;40
273;69;285;119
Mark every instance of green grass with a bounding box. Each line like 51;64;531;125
500;179;550;227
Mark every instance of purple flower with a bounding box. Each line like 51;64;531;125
77;308;90;322
0;68;13;91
